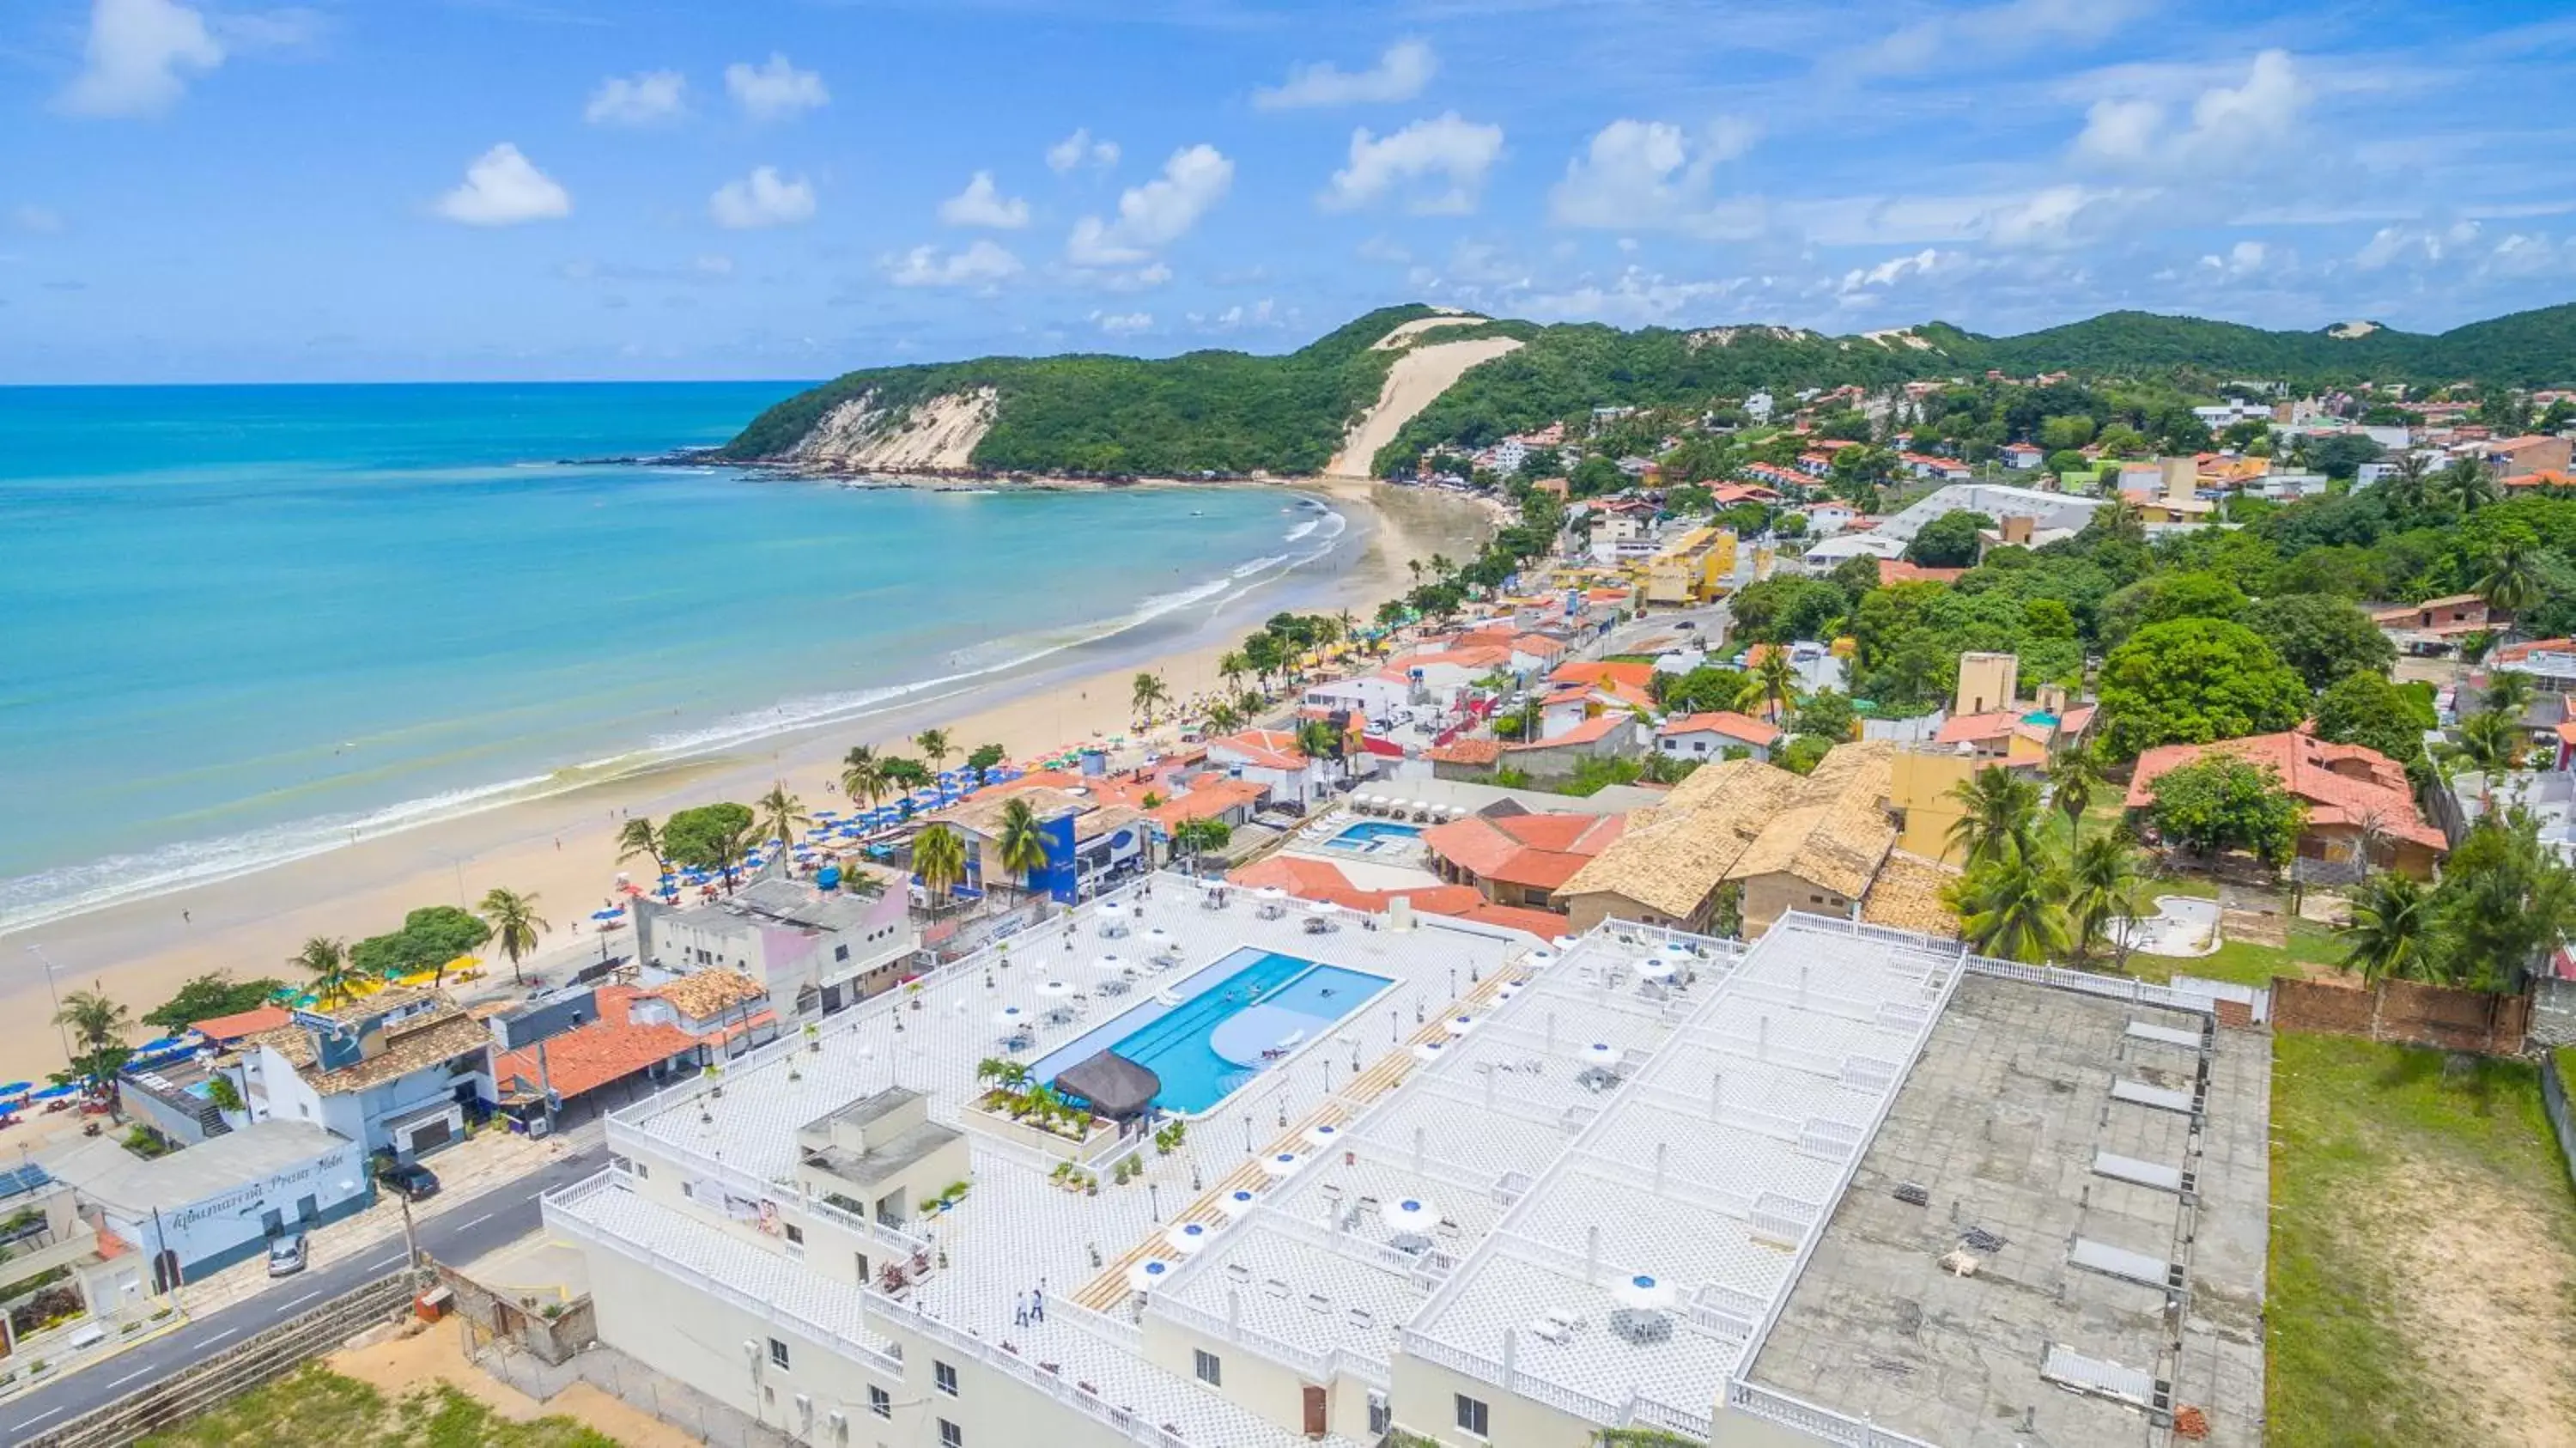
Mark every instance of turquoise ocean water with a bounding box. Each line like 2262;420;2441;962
0;383;1339;934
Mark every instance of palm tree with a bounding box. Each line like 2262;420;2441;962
52;986;134;1116
2067;835;2142;962
2475;538;2547;629
2382;451;2432;511
1218;651;1250;697
1131;672;1170;728
712;820;756;889
1296;717;1346;782
914;729;953;774
1172;816;1230;873
615;817;667;878
2452;709;2525;804
477;887;550;986
1947;851;2072;964
975;1056;1032;1097
1334;608;1357;644
756;780;808;852
1944;765;2043;867
292;936;357;1007
993;796;1050;889
1406;557;1425;587
1736;648;1801;724
2482;666;2537;722
842;754;891;814
2047;744;2109;847
912;824;969;911
2338;871;2434;984
1205;700;1246;733
1428;552;1454;582
2435;456;2499;514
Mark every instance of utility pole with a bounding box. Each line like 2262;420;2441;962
398;1188;421;1273
23;944;74;1063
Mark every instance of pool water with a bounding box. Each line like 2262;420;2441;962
1322;820;1424;850
1036;948;1392;1115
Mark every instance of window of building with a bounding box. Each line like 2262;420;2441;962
933;1360;957;1396
1193;1349;1222;1386
768;1338;790;1370
835;944;850;962
868;1386;890;1419
939;1420;963;1447
784;1223;804;1244
855;1251;871;1285
1455;1393;1490;1438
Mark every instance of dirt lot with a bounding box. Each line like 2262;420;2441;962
328;1322;698;1448
2269;1035;2576;1447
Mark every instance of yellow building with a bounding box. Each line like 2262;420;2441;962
1888;747;1979;865
1638;526;1738;605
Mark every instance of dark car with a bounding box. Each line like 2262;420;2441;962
384;1161;440;1200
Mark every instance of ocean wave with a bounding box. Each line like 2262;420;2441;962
0;502;1354;939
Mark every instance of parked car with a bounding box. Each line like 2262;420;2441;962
384;1161;440;1201
266;1233;307;1277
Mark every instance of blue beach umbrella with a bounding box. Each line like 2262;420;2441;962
0;1082;30;1097
139;1037;186;1054
590;907;623;922
32;1084;76;1100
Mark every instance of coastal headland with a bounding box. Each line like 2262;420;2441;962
0;475;1493;1080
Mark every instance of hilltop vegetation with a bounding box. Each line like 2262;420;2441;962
726;300;2576;477
722;305;1439;475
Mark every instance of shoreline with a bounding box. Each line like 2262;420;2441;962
0;476;1495;1082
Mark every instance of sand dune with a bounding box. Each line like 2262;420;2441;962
788;385;996;472
1368;313;1484;350
1327;332;1523;478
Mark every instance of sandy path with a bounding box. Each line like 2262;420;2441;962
0;481;1492;1083
1368;313;1484;350
1326;335;1524;478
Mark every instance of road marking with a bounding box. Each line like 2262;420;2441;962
458;1213;495;1230
108;1366;157;1388
365;1254;405;1271
283;1289;325;1309
13;1407;67;1430
196;1328;240;1347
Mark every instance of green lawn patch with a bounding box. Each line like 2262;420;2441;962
2267;1035;2576;1448
140;1363;623;1448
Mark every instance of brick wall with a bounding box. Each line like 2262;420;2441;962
2272;976;2531;1055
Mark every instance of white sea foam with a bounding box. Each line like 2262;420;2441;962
0;501;1355;938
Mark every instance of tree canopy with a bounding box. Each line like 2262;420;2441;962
2097;618;2311;759
142;972;288;1032
1902;510;1991;569
2312;672;2437;764
663;801;756;871
2142;755;2306;868
2238;593;2396;691
349;905;494;980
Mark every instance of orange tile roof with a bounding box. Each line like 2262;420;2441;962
1876;560;1967;586
1224;857;1566;938
1429;738;1505;765
1209;729;1309;771
1510;715;1629;749
191;1004;292;1042
494;1001;699;1102
1548;660;1656;691
1658;711;1783;747
1420;811;1626;892
2123;731;2445;849
1144;777;1267;830
2503;470;2573;490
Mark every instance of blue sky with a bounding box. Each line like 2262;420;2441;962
5;0;2575;382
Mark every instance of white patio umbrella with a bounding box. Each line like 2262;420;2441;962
1386;1197;1440;1234
1634;957;1676;982
1552;935;1580;951
1496;981;1524;1001
1522;948;1557;969
1143;927;1176;951
1257;886;1288;903
1302;1122;1343;1147
1163;1221;1213;1255
1036;978;1078;998
1126;1260;1174;1293
1099;899;1131;918
1217;1188;1260;1219
1613;1273;1679;1312
1092;954;1132;974
1307;899;1340;916
993;1005;1031;1027
1412;1040;1449;1062
1583;1041;1620;1066
1259;1151;1308;1177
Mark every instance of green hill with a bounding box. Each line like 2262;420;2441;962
725;299;2576;477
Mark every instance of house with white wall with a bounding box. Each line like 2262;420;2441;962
239;989;494;1161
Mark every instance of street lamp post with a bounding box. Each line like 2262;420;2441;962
23;944;75;1063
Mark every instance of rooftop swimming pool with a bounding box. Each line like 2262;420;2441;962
1319;819;1424;853
1032;947;1393;1115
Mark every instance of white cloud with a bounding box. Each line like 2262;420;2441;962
2487;232;2567;277
1092;309;1153;336
1046;128;1120;173
1200;299;1279;330
1520;265;1748;327
1858;0;2142;75
1838;247;1966;295
709;167;816;229
724;52;827;122
2075;49;2308;175
2198;240;2270;277
434;143;572;227
9;204;65;234
586;70;687;126
1321;113;1504;215
939;172;1030;229
57;0;224;119
1547;118;1762;238
889;240;1024;289
1253;40;1435;110
2355;219;2482;271
1066;144;1233;265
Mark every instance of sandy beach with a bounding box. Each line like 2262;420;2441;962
0;477;1494;1084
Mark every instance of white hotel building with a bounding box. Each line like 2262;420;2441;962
545;873;2268;1448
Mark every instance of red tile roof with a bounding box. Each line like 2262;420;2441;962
1429;738;1505;765
1224;857;1565;939
1657;711;1783;748
1547;660;1656;691
493;986;700;1102
1511;715;1629;749
1420;811;1625;891
1209;729;1309;771
2123;731;2445;849
1144;777;1267;830
191;1005;292;1043
1876;560;1967;586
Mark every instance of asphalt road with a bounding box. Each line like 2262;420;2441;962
4;1143;608;1439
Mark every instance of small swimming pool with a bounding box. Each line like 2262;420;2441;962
1033;947;1393;1115
1321;819;1425;852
